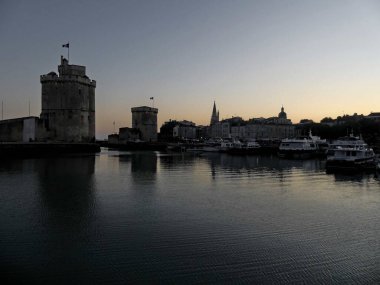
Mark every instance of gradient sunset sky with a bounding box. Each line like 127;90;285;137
1;0;380;138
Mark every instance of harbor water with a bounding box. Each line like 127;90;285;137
1;149;379;284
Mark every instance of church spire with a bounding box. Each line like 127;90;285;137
210;101;219;125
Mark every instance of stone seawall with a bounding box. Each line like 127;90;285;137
0;143;100;157
104;142;167;151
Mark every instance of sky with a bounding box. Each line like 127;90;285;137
1;0;380;139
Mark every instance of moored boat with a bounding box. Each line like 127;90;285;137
202;139;222;152
226;140;261;155
278;138;318;159
326;136;376;172
308;130;329;156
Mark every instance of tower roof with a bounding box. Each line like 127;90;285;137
278;105;287;119
210;101;219;125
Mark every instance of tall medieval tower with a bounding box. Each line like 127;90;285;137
40;56;96;142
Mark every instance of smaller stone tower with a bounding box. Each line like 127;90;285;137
131;106;158;142
210;101;219;125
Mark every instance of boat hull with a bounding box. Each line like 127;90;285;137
326;158;376;172
278;149;318;159
226;148;261;155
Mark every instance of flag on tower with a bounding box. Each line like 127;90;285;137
62;43;69;48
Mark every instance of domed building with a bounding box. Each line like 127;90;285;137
278;106;287;119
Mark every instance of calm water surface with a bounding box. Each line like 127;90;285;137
1;149;379;284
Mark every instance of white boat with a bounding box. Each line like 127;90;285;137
278;138;318;159
220;141;233;152
326;136;376;171
308;130;329;155
226;140;261;155
326;134;365;156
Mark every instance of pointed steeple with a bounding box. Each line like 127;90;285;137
212;101;217;115
210;101;219;125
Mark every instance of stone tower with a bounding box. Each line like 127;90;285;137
210;101;219;125
40;56;96;142
131;106;158;142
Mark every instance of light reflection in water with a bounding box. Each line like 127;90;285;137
0;151;379;284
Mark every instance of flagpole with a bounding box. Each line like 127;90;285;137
1;100;3;120
150;97;155;108
68;42;70;62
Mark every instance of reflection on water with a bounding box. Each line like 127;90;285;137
199;153;325;178
38;156;95;217
1;151;379;284
0;155;96;283
130;152;157;183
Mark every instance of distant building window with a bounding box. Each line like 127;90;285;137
79;89;81;95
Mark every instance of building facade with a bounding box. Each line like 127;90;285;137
119;127;141;142
173;120;196;139
208;106;295;140
131;106;158;142
0;117;46;142
40;56;96;142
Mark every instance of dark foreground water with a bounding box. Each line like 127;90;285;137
1;149;379;284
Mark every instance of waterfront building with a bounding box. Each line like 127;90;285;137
40;56;96;142
210;122;222;138
0;117;46;142
245;107;294;140
159;120;196;140
208;106;295;140
230;124;247;139
159;120;178;141
119;127;141;142
196;125;208;140
131;106;158;142
173;120;196;139
245;119;295;140
366;112;380;121
107;134;120;144
220;117;244;139
298;119;314;125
